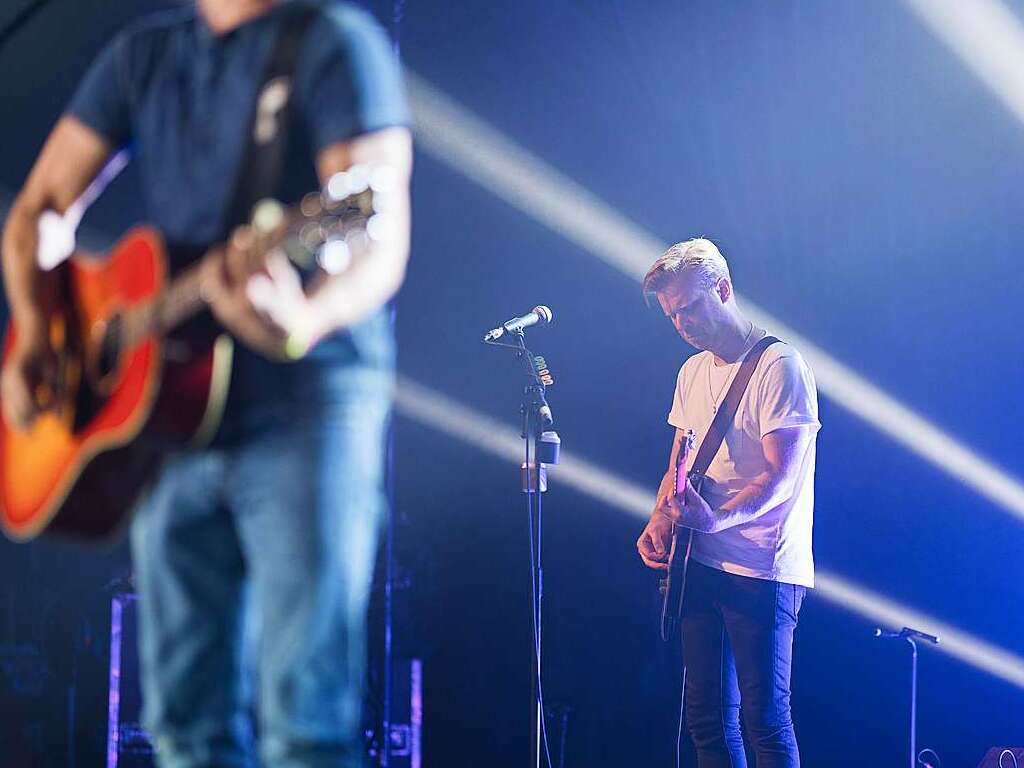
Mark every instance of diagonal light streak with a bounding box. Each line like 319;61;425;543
395;375;1024;690
396;376;655;517
406;72;1024;523
902;0;1024;126
814;570;1024;689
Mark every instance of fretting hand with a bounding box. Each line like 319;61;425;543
200;225;324;361
657;476;717;534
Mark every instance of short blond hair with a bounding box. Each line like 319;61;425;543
642;238;731;297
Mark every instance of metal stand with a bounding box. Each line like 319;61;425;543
523;389;544;768
487;330;560;768
381;406;396;767
381;0;404;752
874;625;939;768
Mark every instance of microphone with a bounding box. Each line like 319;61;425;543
483;305;553;342
874;626;940;645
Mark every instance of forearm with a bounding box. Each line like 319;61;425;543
306;129;413;338
644;470;671;524
709;470;796;532
2;199;51;335
304;228;409;338
655;469;675;505
2;117;110;337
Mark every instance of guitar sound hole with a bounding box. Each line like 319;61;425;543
97;314;123;381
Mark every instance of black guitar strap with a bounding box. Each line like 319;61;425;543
688;335;781;486
224;2;320;232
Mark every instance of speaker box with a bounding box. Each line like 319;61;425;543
977;747;1024;768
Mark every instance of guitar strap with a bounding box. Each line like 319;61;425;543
688;335;781;487
224;2;320;232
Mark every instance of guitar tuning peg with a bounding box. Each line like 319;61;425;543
298;222;324;249
325;165;370;204
251;198;285;234
317;239;351;274
299;192;323;218
324;172;350;203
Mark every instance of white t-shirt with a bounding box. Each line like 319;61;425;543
667;338;820;588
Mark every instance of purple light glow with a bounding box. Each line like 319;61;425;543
106;595;124;768
411;659;422;768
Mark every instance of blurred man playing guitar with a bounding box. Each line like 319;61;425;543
0;1;411;765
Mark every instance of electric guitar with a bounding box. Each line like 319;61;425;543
659;428;702;641
0;181;377;542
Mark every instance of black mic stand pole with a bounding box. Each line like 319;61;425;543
485;325;559;768
514;330;554;768
481;328;558;768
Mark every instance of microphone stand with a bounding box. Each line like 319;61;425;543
874;626;940;768
485;329;560;768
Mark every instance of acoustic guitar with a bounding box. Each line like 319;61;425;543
0;178;377;541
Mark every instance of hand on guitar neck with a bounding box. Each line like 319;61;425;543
640;428;702;641
636;428;695;571
657;474;716;534
636;428;718;573
200;167;400;362
199;218;322;363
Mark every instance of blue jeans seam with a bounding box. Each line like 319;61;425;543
720;624;737;768
771;579;780;726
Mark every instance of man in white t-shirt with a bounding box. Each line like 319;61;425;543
636;238;820;768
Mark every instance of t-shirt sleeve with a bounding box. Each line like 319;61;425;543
66;33;133;146
667;364;687;430
756;350;821;439
298;4;409;153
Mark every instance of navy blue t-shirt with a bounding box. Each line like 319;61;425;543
67;1;408;436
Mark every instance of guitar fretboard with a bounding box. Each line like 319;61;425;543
120;262;205;351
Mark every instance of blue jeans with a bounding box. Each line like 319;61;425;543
130;379;390;768
681;561;806;768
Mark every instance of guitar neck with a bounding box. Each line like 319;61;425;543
158;264;206;331
674;428;696;497
121;262;205;350
115;181;379;351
